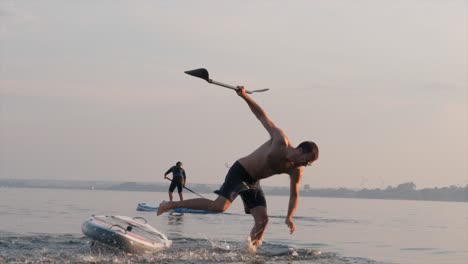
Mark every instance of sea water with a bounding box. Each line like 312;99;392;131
0;187;466;263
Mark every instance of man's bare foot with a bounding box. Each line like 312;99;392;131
243;237;261;254
157;201;170;216
252;239;262;248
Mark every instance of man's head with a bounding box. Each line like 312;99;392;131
296;141;319;166
176;161;183;168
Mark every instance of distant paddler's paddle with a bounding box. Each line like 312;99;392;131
164;177;206;199
184;68;270;94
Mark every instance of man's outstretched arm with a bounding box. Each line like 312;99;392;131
236;87;283;138
286;167;302;234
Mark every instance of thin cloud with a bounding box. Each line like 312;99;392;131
0;2;38;36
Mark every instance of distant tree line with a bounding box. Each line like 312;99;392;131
301;182;468;202
114;181;467;202
1;179;466;202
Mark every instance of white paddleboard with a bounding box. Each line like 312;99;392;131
81;215;171;253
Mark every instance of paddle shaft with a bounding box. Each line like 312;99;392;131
165;177;206;199
208;79;269;94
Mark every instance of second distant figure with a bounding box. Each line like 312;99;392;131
164;161;186;201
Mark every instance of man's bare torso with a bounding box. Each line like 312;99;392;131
238;138;297;180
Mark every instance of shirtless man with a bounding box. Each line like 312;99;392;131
157;87;319;249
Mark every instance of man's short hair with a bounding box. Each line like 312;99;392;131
176;161;182;166
297;141;319;161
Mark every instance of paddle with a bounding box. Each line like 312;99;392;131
164;177;206;199
184;68;270;94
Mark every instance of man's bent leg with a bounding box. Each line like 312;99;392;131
157;196;231;216
178;192;184;201
249;206;269;248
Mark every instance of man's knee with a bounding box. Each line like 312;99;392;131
212;197;231;213
255;214;269;227
251;207;269;227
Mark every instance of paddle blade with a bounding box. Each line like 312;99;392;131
184;68;210;82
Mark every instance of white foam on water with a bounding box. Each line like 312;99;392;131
0;232;385;264
204;235;232;251
241;236;261;254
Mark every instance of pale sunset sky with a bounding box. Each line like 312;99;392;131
1;1;467;189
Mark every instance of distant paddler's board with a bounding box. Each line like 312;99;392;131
136;203;159;212
81;215;171;253
136;202;219;214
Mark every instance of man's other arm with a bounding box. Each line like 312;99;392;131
286;167;303;234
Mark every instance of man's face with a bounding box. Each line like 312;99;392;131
296;150;315;167
301;152;315;167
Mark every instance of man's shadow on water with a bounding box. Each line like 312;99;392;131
166;213;186;240
167;212;184;226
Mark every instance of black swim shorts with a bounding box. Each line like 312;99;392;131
169;176;183;193
214;161;266;214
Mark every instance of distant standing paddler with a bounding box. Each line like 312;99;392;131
164;161;186;201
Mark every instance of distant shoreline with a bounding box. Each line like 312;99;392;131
1;178;466;203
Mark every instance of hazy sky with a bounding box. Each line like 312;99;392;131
1;1;467;189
